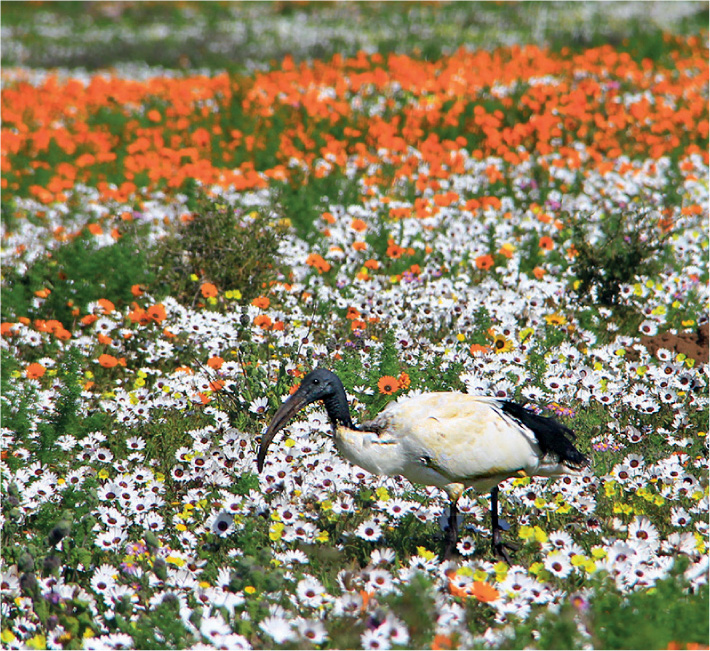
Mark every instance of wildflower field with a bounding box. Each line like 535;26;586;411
1;2;709;649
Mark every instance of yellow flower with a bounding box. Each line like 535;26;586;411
518;525;533;540
244;586;256;595
1;631;17;644
518;327;534;343
528;562;544;575
269;522;284;541
533;526;548;543
473;568;488;582
375;486;391;501
544;313;567;326
591;547;607;559
316;530;329;543
417;547;437;561
492;333;514;354
27;634;47;649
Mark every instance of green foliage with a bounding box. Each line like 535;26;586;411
150;190;286;304
589;568;709;649
132;408;215;491
501;566;710;650
120;595;194;649
381;573;437;648
1;222;153;327
567;209;672;308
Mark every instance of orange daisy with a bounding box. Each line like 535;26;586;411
377;375;400;395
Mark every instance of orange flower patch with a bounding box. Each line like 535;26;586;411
475;254;494;271
1;322;17;337
386;240;405;259
146;304;167;323
81;314;99;326
305;253;331;273
209;380;225;392
251;296;270;309
2;41;706;205
98;354;119;368
539;236;555;251
207;356;224;370
350;218;367;232
470;581;500;603
26;362;46;379
469;343;490;356
97;298;115;314
377;375;400;395
254;314;273;329
432;634;454;650
201;282;218;298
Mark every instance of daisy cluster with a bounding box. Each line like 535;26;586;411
2;1;704;71
2;23;709;651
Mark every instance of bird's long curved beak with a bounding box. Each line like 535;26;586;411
257;389;310;472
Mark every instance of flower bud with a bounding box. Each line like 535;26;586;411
47;520;71;546
17;552;34;573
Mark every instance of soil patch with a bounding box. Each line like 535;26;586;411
636;322;709;366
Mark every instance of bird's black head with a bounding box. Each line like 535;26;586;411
256;368;351;472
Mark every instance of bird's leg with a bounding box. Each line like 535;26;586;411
443;500;459;559
490;486;518;564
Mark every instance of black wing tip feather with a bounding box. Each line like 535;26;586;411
500;400;589;468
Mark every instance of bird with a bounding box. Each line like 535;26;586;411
257;368;589;561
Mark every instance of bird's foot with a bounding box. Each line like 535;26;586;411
492;528;519;565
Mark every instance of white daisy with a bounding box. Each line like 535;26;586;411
456;536;476;556
543;552;572;578
627;516;660;553
297;618;328;644
355;519;383;542
296;575;325;608
249;397;269;415
366;568;395;594
361;628;391;650
259;615;295;645
370;548;396;565
209;510;234;537
670;507;692;528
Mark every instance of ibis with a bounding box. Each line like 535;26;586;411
257;368;588;561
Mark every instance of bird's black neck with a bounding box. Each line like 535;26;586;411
323;385;354;430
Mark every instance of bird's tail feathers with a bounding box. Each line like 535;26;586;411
498;400;590;469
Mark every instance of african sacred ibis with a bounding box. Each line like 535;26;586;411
257;368;588;561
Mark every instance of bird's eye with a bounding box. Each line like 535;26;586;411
313;378;320;385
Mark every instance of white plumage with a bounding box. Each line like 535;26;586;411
257;369;588;561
